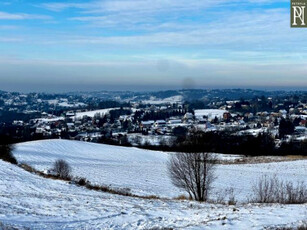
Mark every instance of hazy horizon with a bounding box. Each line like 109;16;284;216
1;85;307;94
1;0;307;92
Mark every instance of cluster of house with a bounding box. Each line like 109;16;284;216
12;102;305;144
2;89;305;146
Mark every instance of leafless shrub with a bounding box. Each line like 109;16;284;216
215;191;226;204
168;152;217;202
53;159;72;180
77;177;87;186
227;187;237;205
213;187;237;205
251;175;307;204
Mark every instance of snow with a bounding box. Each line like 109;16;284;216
238;128;267;136
13;140;307;202
195;109;228;119
36;117;65;122
14;139;179;197
296;136;307;141
58;102;87;108
0;159;306;229
74;108;119;119
162;95;183;103
141;95;183;104
46;99;58;105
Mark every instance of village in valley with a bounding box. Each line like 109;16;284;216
1;89;306;150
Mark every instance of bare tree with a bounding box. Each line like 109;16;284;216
53;159;71;179
168;152;217;201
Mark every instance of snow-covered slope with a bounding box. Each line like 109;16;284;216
14;140;180;197
0;160;306;230
14;140;307;202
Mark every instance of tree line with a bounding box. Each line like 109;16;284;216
143;129;307;156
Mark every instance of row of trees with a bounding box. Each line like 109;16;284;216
141;110;185;122
165;129;306;156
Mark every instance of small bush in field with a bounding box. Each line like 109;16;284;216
213;187;237;205
53;159;71;180
77;178;87;186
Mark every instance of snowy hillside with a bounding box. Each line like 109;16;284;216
14;140;307;201
0;159;306;229
14;140;180;197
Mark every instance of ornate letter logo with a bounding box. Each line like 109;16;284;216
291;0;307;27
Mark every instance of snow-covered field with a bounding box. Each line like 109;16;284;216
14;140;307;202
14;140;178;197
0;159;306;230
74;108;119;119
141;95;183;104
195;109;228;119
58;102;87;108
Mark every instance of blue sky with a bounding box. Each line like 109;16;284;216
0;0;306;92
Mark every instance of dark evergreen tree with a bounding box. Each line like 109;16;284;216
279;118;295;138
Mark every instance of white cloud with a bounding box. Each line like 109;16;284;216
58;9;303;49
41;0;287;13
40;3;88;12
0;11;51;20
0;25;19;29
41;1;216;12
0;37;23;42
